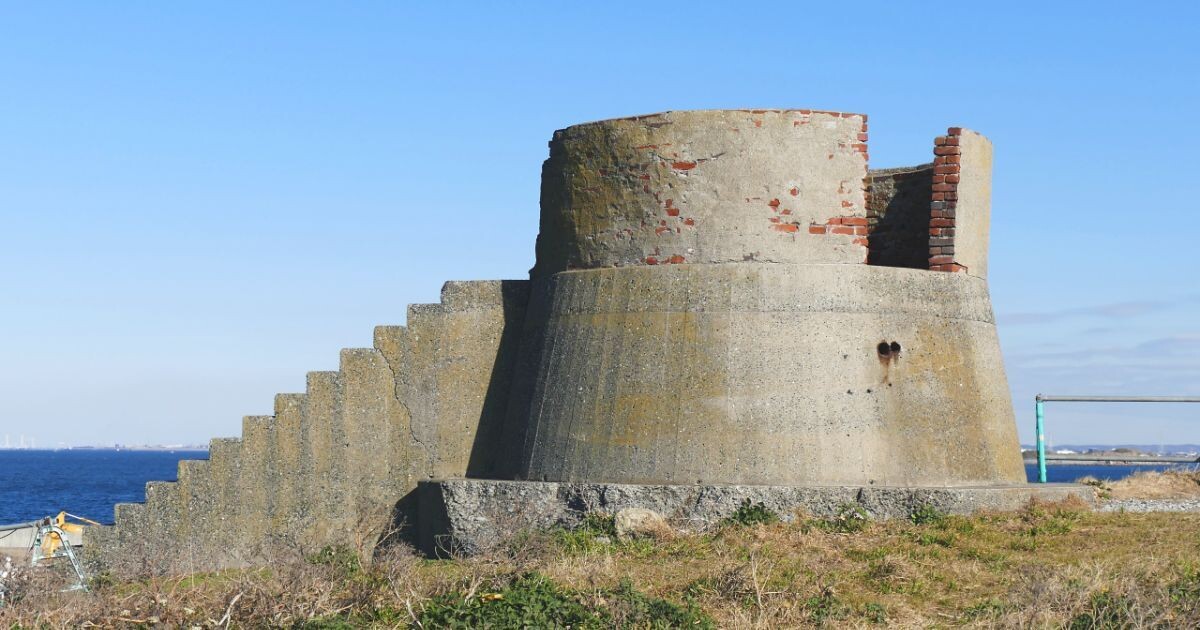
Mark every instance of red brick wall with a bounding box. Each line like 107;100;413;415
929;128;965;272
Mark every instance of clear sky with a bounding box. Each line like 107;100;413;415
2;2;1197;448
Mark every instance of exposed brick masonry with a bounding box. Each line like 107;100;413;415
807;115;871;257
929;128;965;272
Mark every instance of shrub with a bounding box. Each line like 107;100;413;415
552;512;619;554
418;573;599;628
1068;590;1134;630
722;499;780;527
802;586;847;626
306;545;363;578
1170;567;1200;614
608;578;715;629
909;503;945;526
862;601;887;624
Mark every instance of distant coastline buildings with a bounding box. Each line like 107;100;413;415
0;436;208;451
0;434;35;449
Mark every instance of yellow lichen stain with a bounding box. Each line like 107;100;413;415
610;393;671;448
597;308;724;450
873;322;998;481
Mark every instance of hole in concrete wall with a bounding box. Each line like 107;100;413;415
877;342;891;357
890;341;902;355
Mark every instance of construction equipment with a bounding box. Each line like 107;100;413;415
36;512;99;559
28;514;90;591
0;512;98;599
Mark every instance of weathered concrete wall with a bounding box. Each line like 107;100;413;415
866;164;933;268
533;110;871;275
87;280;529;575
953;131;993;278
517;113;1021;488
418;479;1095;555
397;280;530;481
516;264;1025;486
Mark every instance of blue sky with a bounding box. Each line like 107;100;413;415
1;2;1196;447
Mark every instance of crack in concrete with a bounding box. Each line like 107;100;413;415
374;333;426;457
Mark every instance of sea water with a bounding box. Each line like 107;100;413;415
0;449;207;524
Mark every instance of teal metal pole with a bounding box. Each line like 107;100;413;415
1035;396;1047;483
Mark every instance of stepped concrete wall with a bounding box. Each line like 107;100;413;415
88;110;1032;574
86;280;530;574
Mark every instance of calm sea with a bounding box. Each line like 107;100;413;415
0;449;207;524
0;450;1188;525
1023;462;1187;484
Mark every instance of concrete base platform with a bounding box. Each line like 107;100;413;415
416;479;1095;555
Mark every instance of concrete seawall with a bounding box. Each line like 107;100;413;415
86;280;530;574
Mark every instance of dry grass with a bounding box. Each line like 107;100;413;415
3;500;1200;628
1087;468;1200;500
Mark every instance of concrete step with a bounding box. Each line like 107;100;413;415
142;480;183;570
238;415;275;550
337;347;397;535
302;370;340;544
109;502;147;572
206;437;242;489
204;437;241;556
404;280;531;480
176;458;217;568
403;304;442;483
81;524;117;571
373;325;417;491
272;393;305;536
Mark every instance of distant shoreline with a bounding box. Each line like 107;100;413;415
0;446;208;452
1022;459;1194;467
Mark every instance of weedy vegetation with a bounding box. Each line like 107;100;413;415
3;494;1200;628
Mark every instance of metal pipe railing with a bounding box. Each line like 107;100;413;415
1038;395;1200;403
1034;394;1200;483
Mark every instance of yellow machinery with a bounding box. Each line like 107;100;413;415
37;512;99;558
28;512;99;592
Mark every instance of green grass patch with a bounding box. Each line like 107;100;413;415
415;572;714;629
721;499;780;527
814;504;870;534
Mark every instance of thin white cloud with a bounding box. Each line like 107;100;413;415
999;299;1166;325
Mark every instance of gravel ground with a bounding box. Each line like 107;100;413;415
1098;499;1200;512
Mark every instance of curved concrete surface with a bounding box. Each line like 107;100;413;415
517;264;1025;486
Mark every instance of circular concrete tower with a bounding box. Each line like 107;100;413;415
516;109;1025;487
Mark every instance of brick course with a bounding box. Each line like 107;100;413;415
805;116;871;260
929;128;966;273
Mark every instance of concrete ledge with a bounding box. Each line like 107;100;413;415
417;478;1094;556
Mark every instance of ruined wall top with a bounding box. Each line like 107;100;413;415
531;109;871;276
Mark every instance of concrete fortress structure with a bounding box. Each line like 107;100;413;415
518;110;1022;487
89;109;1075;572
